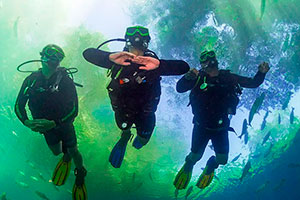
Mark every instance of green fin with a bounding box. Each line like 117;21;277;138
72;183;87;200
196;166;214;189
52;157;71;186
173;164;192;190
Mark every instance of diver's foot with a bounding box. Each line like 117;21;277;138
109;131;131;168
173;162;193;190
74;167;87;186
52;157;72;186
132;135;149;150
73;167;87;200
196;166;214;189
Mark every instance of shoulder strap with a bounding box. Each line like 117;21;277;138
50;68;69;92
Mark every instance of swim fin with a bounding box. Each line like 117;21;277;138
109;132;131;168
132;135;148;150
52;157;71;186
72;167;87;200
173;163;192;190
196;166;214;189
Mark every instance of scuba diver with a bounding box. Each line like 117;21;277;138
15;44;87;200
173;50;270;189
83;25;190;168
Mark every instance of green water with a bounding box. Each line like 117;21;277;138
1;0;300;199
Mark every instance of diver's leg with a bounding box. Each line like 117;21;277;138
68;146;83;169
51;124;76;186
113;110;133;144
132;111;155;149
174;124;209;189
210;130;229;170
186;124;210;166
44;130;62;156
109;111;133;168
60;123;87;191
196;130;229;188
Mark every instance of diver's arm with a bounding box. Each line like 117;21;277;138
14;77;30;124
159;60;190;76
176;72;198;93
83;48;114;69
232;71;266;88
55;76;78;126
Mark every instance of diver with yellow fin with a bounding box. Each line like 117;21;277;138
15;44;87;200
174;50;269;190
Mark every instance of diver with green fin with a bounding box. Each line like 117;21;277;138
15;44;87;200
174;50;270;189
83;26;190;168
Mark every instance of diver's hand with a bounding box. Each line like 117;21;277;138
258;62;270;73
131;56;160;71
184;68;199;80
109;52;136;66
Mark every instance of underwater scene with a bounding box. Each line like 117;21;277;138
1;0;300;199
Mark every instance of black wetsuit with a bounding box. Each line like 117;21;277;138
15;68;78;149
83;48;189;140
176;69;266;155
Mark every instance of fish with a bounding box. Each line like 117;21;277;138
244;131;249;145
16;181;29;188
185;186;193;200
228;178;239;184
35;191;50;200
260;0;266;20
260;119;266;130
18;171;25;176
240;160;251;182
53;185;60;191
273;179;286;191
231;153;242;162
256;181;270;193
278;114;281;124
212;15;218;26
290;107;295;124
248;93;265;126
0;192;7;200
30;176;39;181
8;106;14;120
264;143;273;158
26;160;36;169
287;163;300;168
135;182;144;190
282;34;291;52
175;188;179;200
37;172;47;182
214;174;220;181
12;131;18;137
239;119;248;142
262;131;271;145
13;16;20;38
282;92;292;110
148;172;154;182
260;110;269;130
